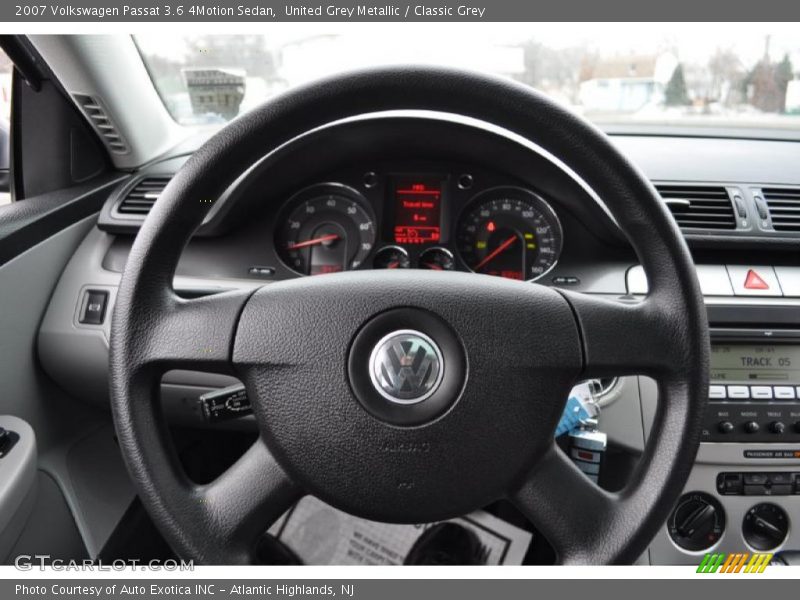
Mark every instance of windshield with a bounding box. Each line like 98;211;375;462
135;24;800;132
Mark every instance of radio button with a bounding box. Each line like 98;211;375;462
774;386;796;400
743;421;760;434
751;386;774;400
728;385;750;399
709;385;727;399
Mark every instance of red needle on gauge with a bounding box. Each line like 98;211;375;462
286;233;340;250
473;235;518;272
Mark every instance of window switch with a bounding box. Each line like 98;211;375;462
80;290;108;325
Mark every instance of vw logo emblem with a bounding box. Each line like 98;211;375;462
368;330;444;404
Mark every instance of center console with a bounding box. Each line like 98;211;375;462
650;330;800;564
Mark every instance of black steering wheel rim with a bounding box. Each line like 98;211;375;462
109;66;709;565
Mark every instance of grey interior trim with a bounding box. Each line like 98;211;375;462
27;35;186;169
0;416;37;561
63;426;134;556
0;213;132;559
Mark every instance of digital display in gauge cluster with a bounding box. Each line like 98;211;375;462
392;178;443;245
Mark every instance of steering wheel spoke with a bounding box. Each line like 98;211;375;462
512;444;618;564
559;290;684;380
120;288;256;375
195;438;302;564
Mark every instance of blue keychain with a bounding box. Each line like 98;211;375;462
555;395;593;437
555;382;598;437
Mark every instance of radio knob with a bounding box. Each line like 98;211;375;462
744;421;760;434
769;421;785;435
717;421;735;434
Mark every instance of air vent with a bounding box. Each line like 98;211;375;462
762;188;800;232
117;176;172;215
655;185;736;230
73;94;129;154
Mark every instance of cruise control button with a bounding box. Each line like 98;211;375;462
709;385;727;399
727;385;750;399
774;386;796;400
751;386;773;400
727;265;782;297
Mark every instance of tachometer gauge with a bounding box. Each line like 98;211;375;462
276;184;376;276
456;187;563;281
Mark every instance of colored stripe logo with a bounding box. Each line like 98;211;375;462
697;552;772;573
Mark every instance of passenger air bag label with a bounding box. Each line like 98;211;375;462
744;449;800;459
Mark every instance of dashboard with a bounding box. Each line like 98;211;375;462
98;115;628;292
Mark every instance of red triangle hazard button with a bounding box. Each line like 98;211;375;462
744;269;770;290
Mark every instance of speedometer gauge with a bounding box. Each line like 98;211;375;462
275;184;376;276
456;187;563;281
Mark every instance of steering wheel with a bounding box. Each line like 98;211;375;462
109;67;709;565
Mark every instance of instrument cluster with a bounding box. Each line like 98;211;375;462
273;168;564;282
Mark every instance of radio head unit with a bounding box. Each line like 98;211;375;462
711;344;800;384
704;342;800;442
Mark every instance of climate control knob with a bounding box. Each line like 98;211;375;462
743;503;789;551
668;492;725;551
